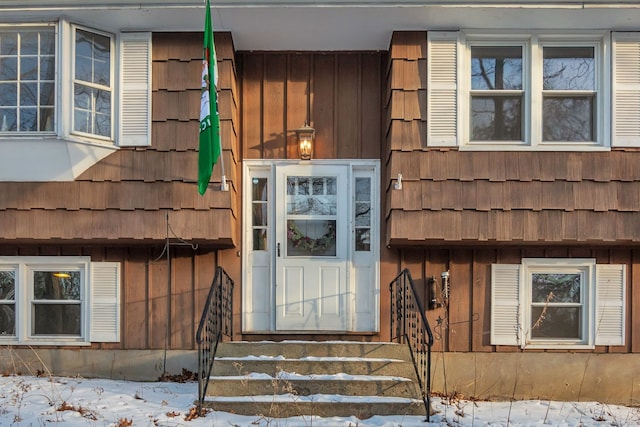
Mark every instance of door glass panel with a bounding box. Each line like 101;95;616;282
287;219;336;257
286;176;337;215
355;177;371;252
251;177;268;250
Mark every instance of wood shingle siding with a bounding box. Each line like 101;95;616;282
385;31;640;246
0;33;239;245
385;150;640;245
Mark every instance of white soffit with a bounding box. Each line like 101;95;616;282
2;1;640;50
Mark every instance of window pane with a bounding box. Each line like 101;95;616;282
532;273;581;303
253;229;267;251
20;57;38;80
20;82;37;106
355;229;370;252
252;178;267;201
543;97;593;141
33;304;81;335
33;271;81;301
0;108;16;131
0;271;15;300
0;57;17;80
531;306;581;339
355;202;370;227
287;219;336;256
40;82;54;106
0;303;15;336
40;107;54;131
75;29;111;87
252;203;267;226
471;96;522;140
355;178;370;202
287;176;337;215
0;28;55;134
20;31;39;55
0;32;17;55
0;83;17;106
543;47;594;91
19;107;36;131
472;46;522;90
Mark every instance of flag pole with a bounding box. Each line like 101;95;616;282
209;0;228;192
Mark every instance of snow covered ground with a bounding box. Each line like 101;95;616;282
0;375;638;426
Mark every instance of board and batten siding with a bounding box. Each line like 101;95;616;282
0;245;231;350
240;52;384;160
396;247;640;354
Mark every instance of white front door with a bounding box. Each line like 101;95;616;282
274;164;349;331
242;160;380;333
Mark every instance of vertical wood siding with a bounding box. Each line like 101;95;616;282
397;247;640;354
240;52;384;160
0;245;225;350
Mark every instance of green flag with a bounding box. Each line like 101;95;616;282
198;0;222;195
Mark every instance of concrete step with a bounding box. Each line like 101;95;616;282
207;375;419;398
200;341;430;419
211;356;417;378
214;341;411;360
206;395;426;418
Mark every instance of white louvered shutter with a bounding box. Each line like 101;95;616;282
491;264;521;346
612;32;640;147
594;264;626;346
90;262;121;342
119;32;152;146
427;31;459;146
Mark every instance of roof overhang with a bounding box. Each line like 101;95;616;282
2;1;640;50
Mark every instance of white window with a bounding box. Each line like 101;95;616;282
0;26;56;133
425;31;619;150
491;259;625;349
0;22;150;146
72;27;113;140
463;33;608;149
0;257;120;345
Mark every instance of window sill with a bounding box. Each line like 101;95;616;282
523;343;593;350
0;338;91;347
459;143;609;152
0;137;117;181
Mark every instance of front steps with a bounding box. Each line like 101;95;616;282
201;341;428;420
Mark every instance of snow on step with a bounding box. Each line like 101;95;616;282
206;394;423;404
209;372;412;381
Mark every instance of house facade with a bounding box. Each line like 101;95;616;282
1;0;639;404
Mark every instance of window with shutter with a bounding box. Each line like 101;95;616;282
491;259;625;349
612;32;640;147
0;257;120;345
428;31;615;150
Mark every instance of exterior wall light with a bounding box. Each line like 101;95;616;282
296;124;315;160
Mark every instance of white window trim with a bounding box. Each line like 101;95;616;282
459;30;611;151
491;258;625;350
522;258;594;349
68;23;115;142
0;256;120;346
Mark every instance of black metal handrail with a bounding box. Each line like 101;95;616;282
389;268;435;422
195;266;234;413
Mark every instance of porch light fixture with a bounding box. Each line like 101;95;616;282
296;124;315;160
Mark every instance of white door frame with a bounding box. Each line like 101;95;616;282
242;159;380;333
